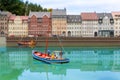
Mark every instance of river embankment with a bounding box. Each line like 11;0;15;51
6;37;120;47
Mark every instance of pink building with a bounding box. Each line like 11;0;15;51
8;16;28;37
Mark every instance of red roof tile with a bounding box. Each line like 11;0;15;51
111;12;120;18
81;12;98;20
20;16;28;20
9;15;16;20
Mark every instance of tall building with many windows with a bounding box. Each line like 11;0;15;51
97;13;114;37
28;12;51;37
0;11;11;37
67;15;82;37
112;12;120;37
52;8;67;36
8;16;28;37
81;12;98;37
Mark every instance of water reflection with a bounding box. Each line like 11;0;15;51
0;47;120;80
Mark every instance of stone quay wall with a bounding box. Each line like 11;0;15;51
0;37;6;47
6;37;120;47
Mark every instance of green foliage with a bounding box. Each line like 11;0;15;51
0;0;47;15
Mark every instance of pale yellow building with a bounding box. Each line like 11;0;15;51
8;16;28;37
52;9;67;36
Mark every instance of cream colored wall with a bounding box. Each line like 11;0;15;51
8;16;28;37
67;23;82;37
82;21;98;37
52;18;67;36
113;18;120;37
111;12;120;37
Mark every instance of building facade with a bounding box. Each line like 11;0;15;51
52;9;67;36
97;13;114;37
0;11;11;37
28;12;51;37
81;12;98;37
112;12;120;37
8;16;28;37
4;9;120;38
67;15;82;37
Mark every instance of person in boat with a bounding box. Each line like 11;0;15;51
51;53;56;59
59;51;63;59
50;52;58;59
47;49;51;56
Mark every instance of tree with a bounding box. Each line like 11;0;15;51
0;0;48;15
48;8;52;12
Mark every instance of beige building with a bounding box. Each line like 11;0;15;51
8;16;28;37
52;9;67;36
112;12;120;37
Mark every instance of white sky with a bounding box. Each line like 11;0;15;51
23;0;120;14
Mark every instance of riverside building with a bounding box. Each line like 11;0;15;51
0;11;11;37
28;12;51;37
97;13;114;37
67;15;82;37
112;12;120;37
81;12;98;37
8;16;28;37
52;8;67;36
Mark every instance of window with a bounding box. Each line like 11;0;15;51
116;27;118;29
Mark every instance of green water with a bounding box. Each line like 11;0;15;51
0;47;120;80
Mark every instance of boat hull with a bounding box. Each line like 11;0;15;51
17;42;29;46
32;50;69;64
17;41;37;47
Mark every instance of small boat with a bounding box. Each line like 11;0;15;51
32;50;70;64
17;40;36;47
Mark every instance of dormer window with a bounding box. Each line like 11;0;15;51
100;17;102;19
115;15;120;17
104;16;108;19
37;18;42;23
98;19;102;24
110;19;114;24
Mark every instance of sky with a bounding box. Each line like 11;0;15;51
23;0;120;14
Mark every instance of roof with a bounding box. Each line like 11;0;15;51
81;12;98;21
9;15;16;20
111;12;120;18
20;16;28;20
67;15;82;23
0;11;9;15
0;11;12;17
52;8;66;15
97;13;113;19
29;12;51;18
52;15;67;18
9;16;28;20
